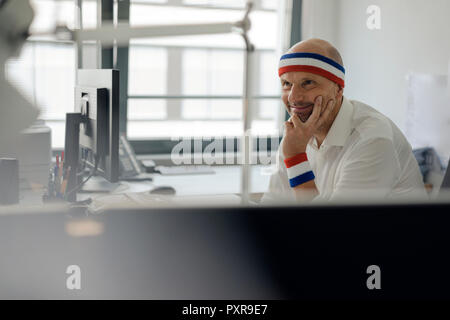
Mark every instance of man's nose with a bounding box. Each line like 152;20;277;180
288;84;305;105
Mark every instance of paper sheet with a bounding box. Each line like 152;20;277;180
405;73;450;164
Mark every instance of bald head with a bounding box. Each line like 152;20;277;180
288;38;343;66
280;38;345;126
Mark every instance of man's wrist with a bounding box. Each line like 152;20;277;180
284;152;308;167
284;152;315;188
284;147;307;159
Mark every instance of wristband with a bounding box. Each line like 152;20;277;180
284;153;315;188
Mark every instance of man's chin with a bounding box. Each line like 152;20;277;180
291;111;312;123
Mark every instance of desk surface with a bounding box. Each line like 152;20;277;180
152;164;272;196
81;164;272;197
18;164;273;205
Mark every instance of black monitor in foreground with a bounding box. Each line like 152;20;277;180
64;69;119;201
2;202;450;300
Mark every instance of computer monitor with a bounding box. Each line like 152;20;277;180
64;69;119;201
2;202;450;299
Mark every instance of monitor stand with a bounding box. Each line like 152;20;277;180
64;113;83;202
79;175;120;193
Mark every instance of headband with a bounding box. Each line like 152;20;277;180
278;52;345;88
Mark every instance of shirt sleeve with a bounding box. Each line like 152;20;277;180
329;137;401;200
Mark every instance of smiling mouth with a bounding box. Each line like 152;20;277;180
290;104;314;112
289;104;314;122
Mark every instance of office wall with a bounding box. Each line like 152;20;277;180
302;0;450;132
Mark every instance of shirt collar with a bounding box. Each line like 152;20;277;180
310;96;354;149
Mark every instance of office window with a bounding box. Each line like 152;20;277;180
5;0;77;148
128;46;167;95
182;49;243;96
127;0;283;140
182;0;277;10
5;0;284;148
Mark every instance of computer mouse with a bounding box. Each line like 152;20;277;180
149;185;176;195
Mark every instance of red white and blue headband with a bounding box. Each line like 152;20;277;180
278;52;345;88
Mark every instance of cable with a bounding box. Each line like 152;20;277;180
65;153;100;200
76;149;88;177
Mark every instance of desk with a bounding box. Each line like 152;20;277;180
78;164;273;198
17;164;273;206
152;164;272;196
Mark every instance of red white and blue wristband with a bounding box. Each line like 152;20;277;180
284;153;315;188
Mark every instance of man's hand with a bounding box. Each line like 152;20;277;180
282;95;336;158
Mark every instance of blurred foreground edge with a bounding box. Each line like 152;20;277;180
0;201;450;300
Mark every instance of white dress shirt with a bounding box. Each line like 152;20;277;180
262;97;427;202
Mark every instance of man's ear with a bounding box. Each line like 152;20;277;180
335;84;344;99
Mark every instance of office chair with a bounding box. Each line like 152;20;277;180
440;158;450;191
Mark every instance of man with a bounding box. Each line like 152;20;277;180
262;38;426;202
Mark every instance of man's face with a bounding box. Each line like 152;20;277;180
281;71;340;122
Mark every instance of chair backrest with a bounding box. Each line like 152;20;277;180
440;158;450;190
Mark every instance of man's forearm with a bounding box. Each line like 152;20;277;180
292;180;319;201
